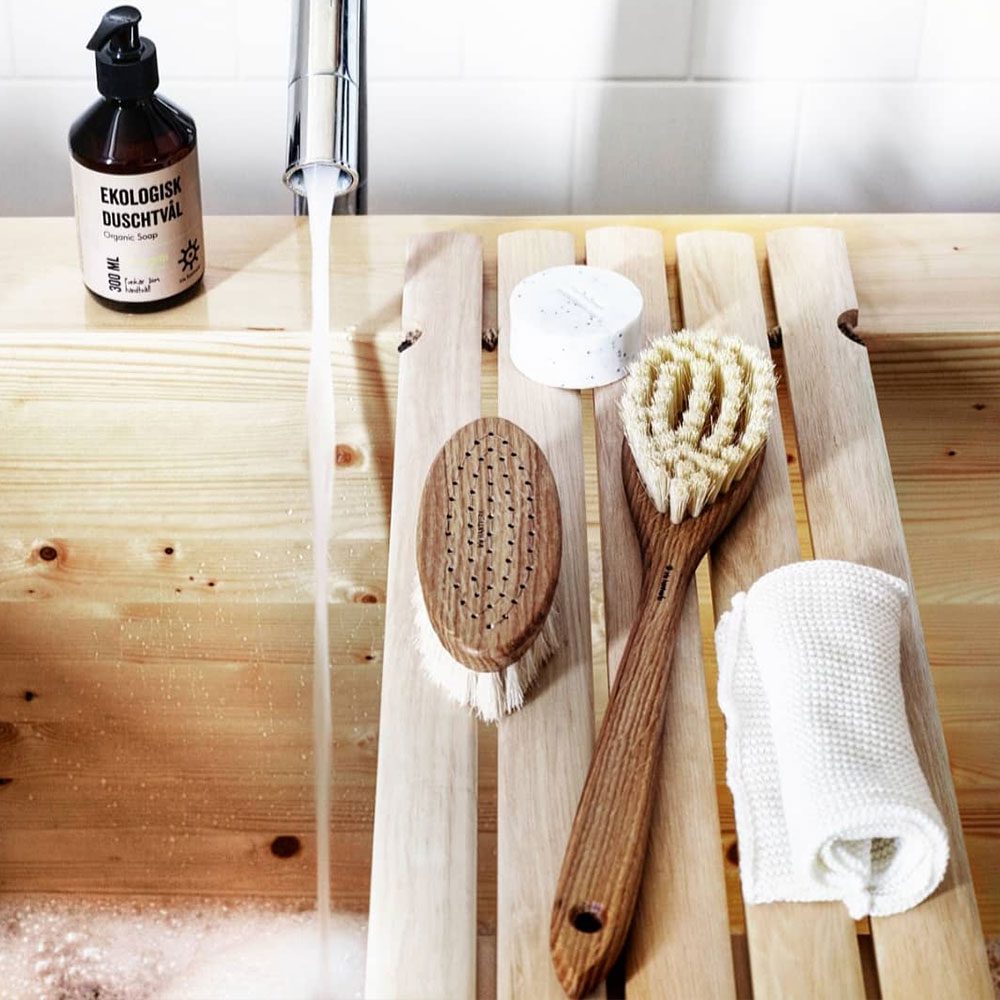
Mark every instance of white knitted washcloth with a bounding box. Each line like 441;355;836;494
715;559;949;919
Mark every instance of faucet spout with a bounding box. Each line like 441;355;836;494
284;0;367;215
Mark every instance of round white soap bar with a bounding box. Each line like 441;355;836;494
509;265;644;389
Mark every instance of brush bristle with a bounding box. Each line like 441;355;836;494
620;328;775;523
412;584;559;723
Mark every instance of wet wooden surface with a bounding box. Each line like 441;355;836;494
0;216;997;947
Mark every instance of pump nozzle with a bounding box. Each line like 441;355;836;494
86;6;158;99
87;6;142;59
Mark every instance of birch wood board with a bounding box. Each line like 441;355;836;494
495;231;601;1000
0;217;997;978
4;215;999;341
0;330;391;905
585;227;735;999
767;227;992;999
676;230;867;999
365;232;482;999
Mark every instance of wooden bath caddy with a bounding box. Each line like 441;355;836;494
365;227;992;998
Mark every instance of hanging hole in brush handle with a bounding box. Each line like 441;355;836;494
569;904;606;934
551;443;769;997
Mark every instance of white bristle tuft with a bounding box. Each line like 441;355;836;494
620;327;776;523
412;584;558;723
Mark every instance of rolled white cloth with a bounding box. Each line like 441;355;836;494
715;559;949;919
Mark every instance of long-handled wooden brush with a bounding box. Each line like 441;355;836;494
414;416;562;723
550;328;775;997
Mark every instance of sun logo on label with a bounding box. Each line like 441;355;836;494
177;238;200;273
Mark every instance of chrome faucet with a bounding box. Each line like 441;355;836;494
284;0;366;215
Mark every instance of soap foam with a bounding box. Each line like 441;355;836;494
0;897;366;1000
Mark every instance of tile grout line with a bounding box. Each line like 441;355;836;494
4;0;17;76
568;81;581;213
685;0;698;81
914;0;931;80
6;75;1000;86
787;83;805;213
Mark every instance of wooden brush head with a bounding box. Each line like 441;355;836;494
621;437;767;572
416;417;562;673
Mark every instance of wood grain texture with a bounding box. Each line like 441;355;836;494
2;215;999;340
767;226;992;999
552;446;764;998
416;417;561;673
494;231;601;1000
0;600;380;896
584;226;736;999
365;232;482;999
676;229;867;999
0;326;391;906
0;217;997;953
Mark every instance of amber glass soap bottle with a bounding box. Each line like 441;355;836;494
69;5;205;312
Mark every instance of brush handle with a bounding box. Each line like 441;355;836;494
550;553;691;998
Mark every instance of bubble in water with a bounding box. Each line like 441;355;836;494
0;897;365;1000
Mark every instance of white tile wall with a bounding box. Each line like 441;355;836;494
0;81;91;215
367;0;464;79
573;82;799;212
10;0;238;78
0;0;997;215
0;1;13;76
370;81;576;213
236;2;291;80
692;0;926;80
794;83;1000;212
464;0;692;79
170;81;289;214
919;0;1000;80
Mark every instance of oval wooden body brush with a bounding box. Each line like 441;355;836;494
551;329;776;997
415;416;562;722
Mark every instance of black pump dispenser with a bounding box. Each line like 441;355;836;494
87;6;159;100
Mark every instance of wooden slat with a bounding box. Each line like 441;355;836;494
495;231;601;999
676;230;867;999
586;228;665;688
365;232;482;999
766;226;992;999
585;226;735;998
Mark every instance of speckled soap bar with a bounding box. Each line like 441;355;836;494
509;265;644;389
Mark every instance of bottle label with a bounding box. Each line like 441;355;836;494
71;149;205;303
